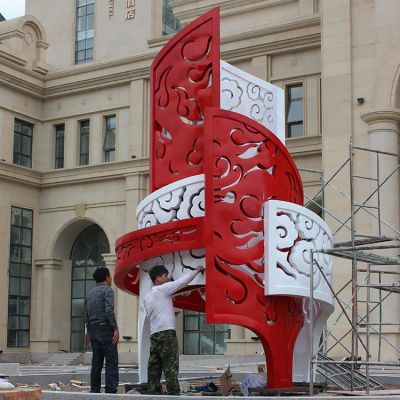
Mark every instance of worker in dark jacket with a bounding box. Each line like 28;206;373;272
85;267;119;393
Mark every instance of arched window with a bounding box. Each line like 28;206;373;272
70;225;109;352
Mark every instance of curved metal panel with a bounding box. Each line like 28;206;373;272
204;108;304;388
150;8;220;191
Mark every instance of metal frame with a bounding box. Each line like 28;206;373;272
306;141;400;395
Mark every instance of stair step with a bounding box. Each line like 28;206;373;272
41;353;82;366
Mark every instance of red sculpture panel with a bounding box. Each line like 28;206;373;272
204;109;304;387
150;8;220;191
115;218;204;296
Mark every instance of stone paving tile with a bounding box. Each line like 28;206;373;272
38;390;400;400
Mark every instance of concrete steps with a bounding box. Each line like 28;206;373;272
41;353;82;367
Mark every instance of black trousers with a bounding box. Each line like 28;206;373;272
90;323;119;393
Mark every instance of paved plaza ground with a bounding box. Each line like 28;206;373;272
1;355;400;399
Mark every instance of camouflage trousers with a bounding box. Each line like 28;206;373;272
147;329;180;395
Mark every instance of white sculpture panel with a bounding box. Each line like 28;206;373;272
220;60;285;144
293;299;333;382
137;174;205;228
264;200;334;306
263;200;334;383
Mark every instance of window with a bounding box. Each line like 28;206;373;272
183;310;229;355
306;197;323;219
79;120;90;165
286;84;304;138
162;0;180;35
13;119;33;168
55;124;65;169
75;0;94;64
104;115;116;162
8;207;33;347
70;225;110;352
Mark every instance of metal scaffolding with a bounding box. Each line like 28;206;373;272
302;141;400;395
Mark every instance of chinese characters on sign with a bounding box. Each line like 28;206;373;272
125;0;135;20
108;0;114;18
107;1;135;21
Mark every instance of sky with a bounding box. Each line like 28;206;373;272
0;0;25;19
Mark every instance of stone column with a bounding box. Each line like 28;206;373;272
90;113;102;164
125;173;148;232
102;253;118;321
130;79;148;159
361;109;400;349
64;119;78;168
102;253;117;282
361;109;400;239
31;259;63;353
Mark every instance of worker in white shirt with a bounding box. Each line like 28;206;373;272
144;264;204;395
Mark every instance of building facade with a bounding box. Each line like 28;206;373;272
0;0;399;362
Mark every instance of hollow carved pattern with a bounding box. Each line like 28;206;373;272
137;176;205;228
150;8;220;191
135;176;206;308
264;200;333;305
141;250;206;312
114;218;204;296
220;61;283;142
204;109;304;387
222;79;274;124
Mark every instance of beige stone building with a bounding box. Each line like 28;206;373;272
0;0;399;363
